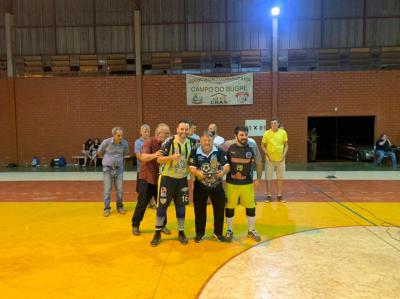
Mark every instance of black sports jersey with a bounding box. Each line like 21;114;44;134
188;136;200;150
189;145;228;189
226;143;255;185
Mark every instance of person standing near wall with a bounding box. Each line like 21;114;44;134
208;123;225;146
307;128;318;162
261;118;288;202
98;127;130;217
188;121;200;141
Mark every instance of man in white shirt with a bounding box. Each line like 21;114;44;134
208;123;225;146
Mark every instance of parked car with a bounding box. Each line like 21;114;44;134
335;137;375;162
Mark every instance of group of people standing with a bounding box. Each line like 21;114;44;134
96;119;288;246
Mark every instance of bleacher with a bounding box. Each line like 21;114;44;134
5;47;400;77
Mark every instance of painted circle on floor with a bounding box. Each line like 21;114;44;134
199;226;400;299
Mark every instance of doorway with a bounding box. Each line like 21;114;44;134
307;116;375;162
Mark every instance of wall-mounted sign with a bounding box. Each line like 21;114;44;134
186;73;253;106
245;119;267;137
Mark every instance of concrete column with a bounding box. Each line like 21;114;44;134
134;10;143;128
5;13;18;163
5;13;15;77
271;17;279;118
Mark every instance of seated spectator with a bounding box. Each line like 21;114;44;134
89;138;101;167
375;134;397;168
82;138;93;167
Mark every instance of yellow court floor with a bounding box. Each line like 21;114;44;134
1;201;399;298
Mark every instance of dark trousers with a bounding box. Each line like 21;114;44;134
131;180;167;228
135;172;140;192
193;180;225;236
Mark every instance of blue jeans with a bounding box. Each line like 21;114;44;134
103;166;124;210
375;150;397;168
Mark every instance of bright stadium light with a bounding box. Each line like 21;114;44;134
271;6;280;16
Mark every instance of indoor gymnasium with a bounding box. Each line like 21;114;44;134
1;0;400;298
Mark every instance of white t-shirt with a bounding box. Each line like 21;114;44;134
213;135;225;146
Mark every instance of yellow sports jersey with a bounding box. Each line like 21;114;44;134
262;128;288;161
159;136;192;179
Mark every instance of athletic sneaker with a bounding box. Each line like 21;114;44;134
248;230;261;242
103;209;110;217
161;227;171;235
194;235;205;243
225;230;233;242
132;226;140;236
277;195;286;203
151;232;161;247
264;195;272;203
178;231;189;245
117;207;127;214
213;233;226;242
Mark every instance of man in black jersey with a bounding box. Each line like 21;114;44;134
189;131;230;242
225;126;263;242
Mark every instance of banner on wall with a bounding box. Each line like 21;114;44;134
186;73;253;106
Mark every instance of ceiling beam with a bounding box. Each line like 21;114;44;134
132;0;141;11
0;0;13;13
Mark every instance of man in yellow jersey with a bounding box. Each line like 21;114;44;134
225;126;263;242
151;120;193;247
261;118;288;202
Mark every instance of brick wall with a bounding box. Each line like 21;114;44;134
0;78;17;164
13;77;137;164
279;71;378;162
142;73;271;144
376;71;400;141
279;71;400;162
1;71;399;164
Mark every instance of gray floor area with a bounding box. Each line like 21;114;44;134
1;161;397;172
0;164;399;181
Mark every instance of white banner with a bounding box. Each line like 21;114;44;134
245;120;267;137
186;73;253;106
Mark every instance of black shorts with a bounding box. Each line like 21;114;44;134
158;176;189;208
